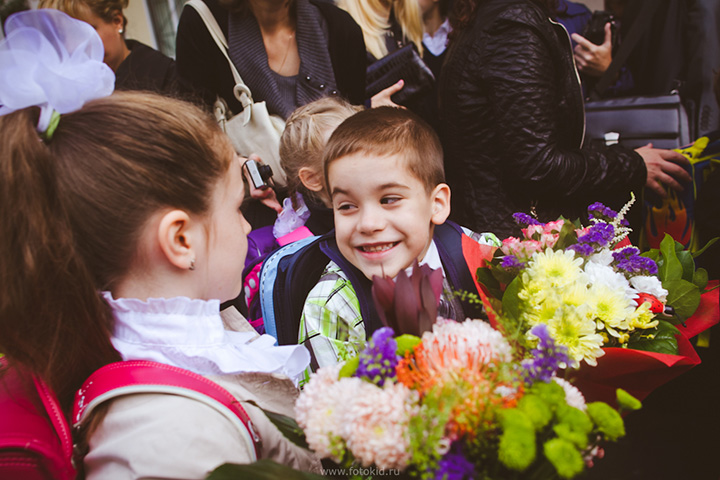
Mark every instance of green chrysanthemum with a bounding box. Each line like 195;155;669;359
544;438;585;479
616;389;642;411
498;410;536;471
517;394;552;431
587;402;625;441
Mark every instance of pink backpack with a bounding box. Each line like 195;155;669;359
0;359;262;479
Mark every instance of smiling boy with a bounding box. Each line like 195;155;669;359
298;107;500;373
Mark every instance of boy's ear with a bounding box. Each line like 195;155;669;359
430;183;451;225
298;167;324;192
157;209;197;271
112;10;124;29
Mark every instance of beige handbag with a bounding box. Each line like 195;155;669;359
186;0;287;187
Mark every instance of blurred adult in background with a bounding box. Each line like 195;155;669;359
438;0;690;239
175;0;366;120
38;0;181;94
337;0;424;64
419;0;451;82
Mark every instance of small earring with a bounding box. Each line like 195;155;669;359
118;28;124;34
189;259;196;271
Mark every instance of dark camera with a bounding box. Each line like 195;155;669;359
244;159;274;189
582;10;617;47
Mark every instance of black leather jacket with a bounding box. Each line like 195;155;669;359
438;0;646;238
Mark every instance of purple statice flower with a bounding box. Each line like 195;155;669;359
567;242;595;257
434;442;476;480
521;324;569;384
612;246;641;261
577;222;615;248
587;202;619;221
500;255;526;270
612;246;658;276
356;327;399;386
512;212;542;226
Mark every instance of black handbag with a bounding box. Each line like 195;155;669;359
585;93;692;149
365;44;435;105
583;1;696;149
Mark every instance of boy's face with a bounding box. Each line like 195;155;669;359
328;152;450;280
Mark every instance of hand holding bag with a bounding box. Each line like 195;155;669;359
186;0;287;187
583;1;695;150
365;44;435;105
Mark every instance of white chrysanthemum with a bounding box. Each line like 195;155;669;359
553;377;587;411
344;381;416;470
525;248;585;289
584;261;635;302
588;249;614;266
630;275;668;302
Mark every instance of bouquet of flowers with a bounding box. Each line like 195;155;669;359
473;198;718;403
292;317;638;480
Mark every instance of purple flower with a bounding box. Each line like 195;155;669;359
500;255;526;270
521;324;569;384
513;212;541;226
588;203;619;221
434;442;475;480
356;327;399;386
612;247;658;276
577;223;615;248
567;242;595;256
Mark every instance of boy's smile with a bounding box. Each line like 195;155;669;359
329;152;450;280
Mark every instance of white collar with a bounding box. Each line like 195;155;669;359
103;292;310;385
423;18;452;57
402;240;443;278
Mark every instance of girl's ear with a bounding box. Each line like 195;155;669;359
111;10;124;29
430;183;451;226
157;209;197;270
298;166;324;192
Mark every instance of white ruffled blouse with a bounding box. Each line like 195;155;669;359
103;292;310;384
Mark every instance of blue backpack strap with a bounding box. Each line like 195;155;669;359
259;235;320;343
433;221;484;319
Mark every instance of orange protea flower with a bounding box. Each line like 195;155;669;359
396;320;523;441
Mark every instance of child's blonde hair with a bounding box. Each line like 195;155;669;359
336;0;424;60
280;96;363;207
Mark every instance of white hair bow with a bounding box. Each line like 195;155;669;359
0;9;115;133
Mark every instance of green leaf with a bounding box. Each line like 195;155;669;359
664;279;701;320
395;334;421;357
554;220;579;250
502;277;523;322
245;401;309;450
693;268;709;290
692;237;719;259
675;250;696;282
641;249;661;264
476;267;503;299
208;460;327;480
658;234;683;282
626;320;679;355
490;263;520;286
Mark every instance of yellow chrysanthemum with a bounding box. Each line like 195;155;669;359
560;282;590;308
524;248;584;289
546;306;605;368
627;302;659;330
585;284;634;337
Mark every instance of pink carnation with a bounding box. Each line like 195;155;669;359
295;365;353;461
344;381;416;470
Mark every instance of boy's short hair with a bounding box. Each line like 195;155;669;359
323;106;445;193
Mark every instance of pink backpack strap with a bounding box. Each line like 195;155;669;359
73;361;262;460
